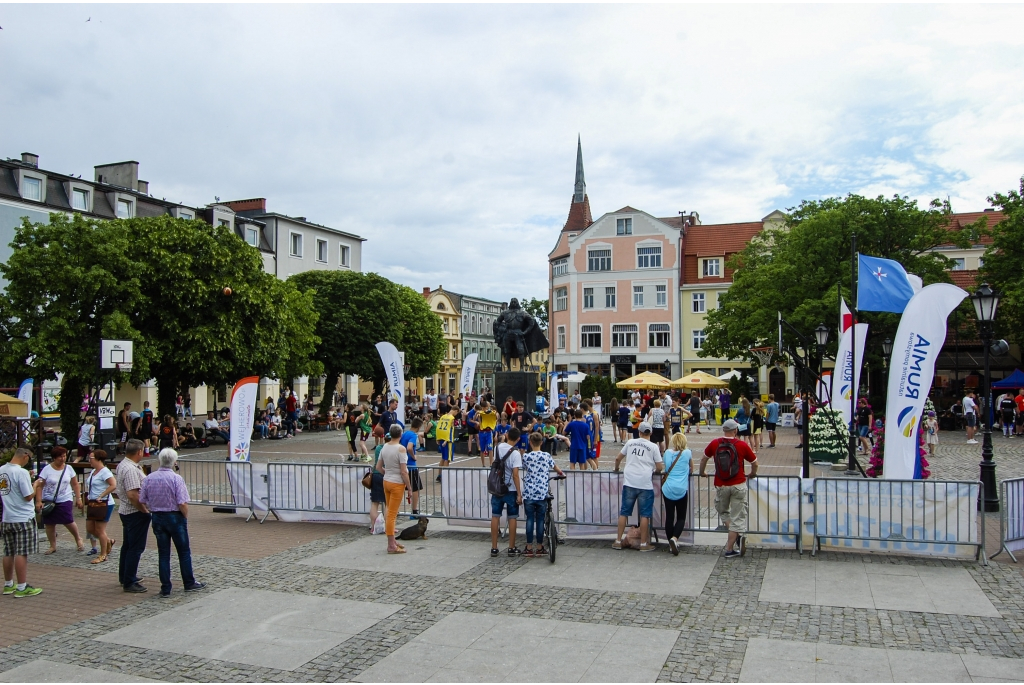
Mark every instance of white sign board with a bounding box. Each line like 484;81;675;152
100;340;134;369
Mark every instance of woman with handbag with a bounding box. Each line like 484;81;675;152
661;432;693;556
36;446;85;554
81;450;117;564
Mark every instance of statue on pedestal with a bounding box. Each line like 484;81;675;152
493;298;549;372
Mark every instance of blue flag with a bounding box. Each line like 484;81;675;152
857;254;916;313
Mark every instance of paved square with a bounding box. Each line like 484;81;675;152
739;638;1023;683
96;587;402;671
299;533;488;578
0;660;161;683
353;611;679;682
759;558;1001;617
505;545;717;596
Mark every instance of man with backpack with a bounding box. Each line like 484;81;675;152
698;419;758;558
489;427;523;558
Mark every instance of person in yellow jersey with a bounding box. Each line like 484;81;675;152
477;401;498;467
434;405;458;483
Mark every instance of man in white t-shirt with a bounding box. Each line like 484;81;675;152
1;448;44;597
426;391;438;418
962;392;978;444
490;427;524;558
612;422;663;552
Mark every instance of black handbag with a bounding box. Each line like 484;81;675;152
40;465;67;517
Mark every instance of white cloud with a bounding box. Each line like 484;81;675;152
1;4;1022;299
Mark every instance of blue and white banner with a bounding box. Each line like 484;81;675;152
830;323;868;425
460;353;478;399
883;283;967;479
858;254;917;313
17;378;33;418
229;376;260;462
375;341;405;422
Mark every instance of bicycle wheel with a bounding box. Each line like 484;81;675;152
547;511;557;563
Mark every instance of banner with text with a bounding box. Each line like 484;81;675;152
883;284;967;480
229;376;260;462
830;323;868;425
563;471;694;544
460;353;478;399
375;342;405;423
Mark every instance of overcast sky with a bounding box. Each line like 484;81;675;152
3;3;1023;301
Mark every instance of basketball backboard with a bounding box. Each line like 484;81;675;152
100;340;134;370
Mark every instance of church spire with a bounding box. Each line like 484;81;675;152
573;135;586;203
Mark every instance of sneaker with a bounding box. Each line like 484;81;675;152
967;439;979;444
87;548;98;556
159;592;172;598
2;585;14;595
638;543;654;552
507;547;521;557
724;550;741;558
668;537;679;556
612;539;623;550
123;583;148;594
490;548;499;558
184;582;207;592
435;475;442;483
13;585;42;597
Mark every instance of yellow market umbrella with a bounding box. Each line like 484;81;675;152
672;371;729;389
615;371;673;390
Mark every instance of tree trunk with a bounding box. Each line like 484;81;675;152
319;370;340;417
155;374;179;424
59;374;86;446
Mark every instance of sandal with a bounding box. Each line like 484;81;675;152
91;554;107;564
535;546;548;556
106;539;116;555
387;548;406;554
44;549;57;555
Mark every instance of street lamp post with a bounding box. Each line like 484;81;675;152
970;284;1000;512
813;324;829;475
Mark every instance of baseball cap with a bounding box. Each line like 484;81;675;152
722;419;739;431
638;421;652;434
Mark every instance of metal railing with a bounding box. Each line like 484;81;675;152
175;459;256;521
263;462;370;522
992;477;1024;562
812;478;985;564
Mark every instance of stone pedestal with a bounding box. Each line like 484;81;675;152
495;372;538;413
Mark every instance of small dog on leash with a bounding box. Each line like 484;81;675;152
397;516;429;541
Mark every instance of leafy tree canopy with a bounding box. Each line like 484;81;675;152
702;194;973;369
521;297;549;332
979;176;1024;346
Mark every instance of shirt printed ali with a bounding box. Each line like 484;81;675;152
521;450;555;501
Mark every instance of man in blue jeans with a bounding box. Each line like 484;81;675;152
490;427;523;558
139;448;206;598
116;439;151;593
612;422;663;552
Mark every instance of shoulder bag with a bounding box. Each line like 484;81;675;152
86;471;109;521
660;450;684;485
40;465;67;517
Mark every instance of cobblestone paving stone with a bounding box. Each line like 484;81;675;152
4;436;1024;683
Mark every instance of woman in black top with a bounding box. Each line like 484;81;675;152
344;404;361;461
158;415;179;450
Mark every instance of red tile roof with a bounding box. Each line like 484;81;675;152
562;195;593;233
949;269;979;290
939;210;1005;246
681;221;764;284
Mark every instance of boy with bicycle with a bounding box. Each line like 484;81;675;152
520;431;565;557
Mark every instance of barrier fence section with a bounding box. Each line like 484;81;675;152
263;462;369;523
812;478;985;563
994;477;1024;562
176;459;255;521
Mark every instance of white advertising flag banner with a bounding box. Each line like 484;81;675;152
375;342;406;423
460;353;478;399
883;284;967;480
830;323;868;426
17;379;33;417
229;376;260;462
549;374;558;415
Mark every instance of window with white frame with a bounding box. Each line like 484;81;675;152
612;324;638;348
552;258;568;276
649;323;671;348
605;286;616;308
633;285;644;307
951;258;966;271
616;218;632;235
557;326;566;350
290;232;303;257
702;258;721;277
583;287;594;309
692;292;705;313
245;226;259;246
692;329;706;350
717;291;723;309
554;287;568;311
180;212;193;220
218;219;231;228
581;325;602;349
588;249;611;271
116;199;132;219
71;188;89;211
21;177;42;201
656;284;667;306
316;239;328;262
637;245;662;268
340;245;350;266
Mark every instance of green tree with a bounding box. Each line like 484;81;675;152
979;176;1024;346
521;297;549;332
702;194;972;373
288;271;444;415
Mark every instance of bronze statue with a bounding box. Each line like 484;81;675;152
493;298;549;371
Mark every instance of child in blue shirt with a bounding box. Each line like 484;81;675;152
495;415;511;444
400;417;424;516
563;409;592;471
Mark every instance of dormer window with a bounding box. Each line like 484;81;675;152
72;189;89;211
22;177;42;202
437;303;446;311
245;226;259;246
117;199;133;218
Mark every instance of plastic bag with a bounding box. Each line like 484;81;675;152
371;512;385;535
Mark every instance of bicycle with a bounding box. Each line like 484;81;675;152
542;474;567;563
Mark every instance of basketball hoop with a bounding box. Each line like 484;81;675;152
749;346;774;368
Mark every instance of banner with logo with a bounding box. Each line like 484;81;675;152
17;379;33;418
883;284;967;480
460;353;478;399
830;323;868;427
549;373;558;416
440;467;502;529
375;342;405;423
744;477;805;549
229;376;260;462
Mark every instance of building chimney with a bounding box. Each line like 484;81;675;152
137;180;149;195
422;287;431;297
21;152;39;167
94;161;139;189
224;198;267;213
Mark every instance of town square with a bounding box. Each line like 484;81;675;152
1;4;1024;684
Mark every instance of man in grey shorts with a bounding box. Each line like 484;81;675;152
698;419;758;557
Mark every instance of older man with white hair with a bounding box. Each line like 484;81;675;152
139;449;205;597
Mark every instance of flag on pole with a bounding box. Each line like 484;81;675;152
460;353;478;399
375;342;406;424
857;255;916;313
840;298;853;334
17;379;33;417
229;377;260;462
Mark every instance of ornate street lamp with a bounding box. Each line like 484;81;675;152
969;283;1000;512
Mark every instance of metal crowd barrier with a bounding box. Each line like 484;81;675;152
263;462;370;523
993;477;1024;562
812;478;986;564
175;458;256;521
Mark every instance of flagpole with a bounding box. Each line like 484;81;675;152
847;234;860;476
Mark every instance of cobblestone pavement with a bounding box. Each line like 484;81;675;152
3;427;1022;682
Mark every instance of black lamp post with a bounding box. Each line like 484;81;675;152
970;283;1000;512
882;338;893;368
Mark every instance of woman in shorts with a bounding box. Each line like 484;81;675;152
751;399;765;449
